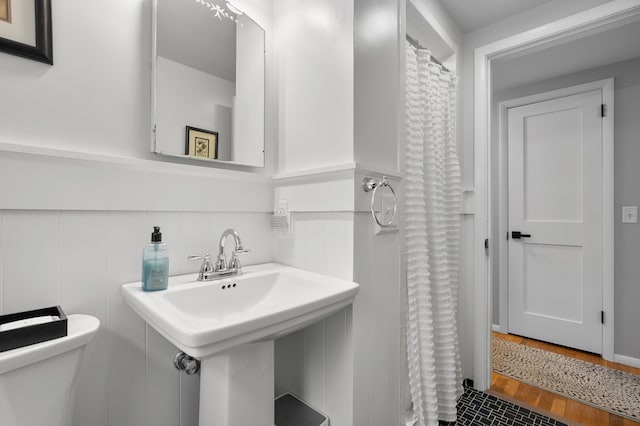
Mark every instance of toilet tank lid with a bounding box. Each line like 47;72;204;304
0;314;100;375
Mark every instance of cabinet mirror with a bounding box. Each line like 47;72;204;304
152;0;265;167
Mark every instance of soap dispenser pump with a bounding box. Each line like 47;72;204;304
142;226;169;291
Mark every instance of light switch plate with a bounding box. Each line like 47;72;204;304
622;206;638;223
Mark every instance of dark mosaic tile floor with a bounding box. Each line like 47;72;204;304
439;385;568;426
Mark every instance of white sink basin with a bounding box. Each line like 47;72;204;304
121;263;359;359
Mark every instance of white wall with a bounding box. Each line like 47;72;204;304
274;0;354;174
0;1;275;425
0;0;150;158
491;56;640;360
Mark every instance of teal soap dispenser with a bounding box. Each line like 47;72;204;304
142;226;169;291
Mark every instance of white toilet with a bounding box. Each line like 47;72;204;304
0;314;100;426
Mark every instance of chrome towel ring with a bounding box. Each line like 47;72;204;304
362;176;397;227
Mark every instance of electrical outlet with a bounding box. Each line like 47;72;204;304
275;200;288;217
622;206;638;224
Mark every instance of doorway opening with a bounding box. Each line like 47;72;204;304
473;1;640;392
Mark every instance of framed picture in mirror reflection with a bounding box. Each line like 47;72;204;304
0;0;11;23
186;126;218;160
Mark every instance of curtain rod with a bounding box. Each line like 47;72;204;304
405;34;451;73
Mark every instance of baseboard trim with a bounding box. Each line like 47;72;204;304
614;353;640;369
491;324;503;333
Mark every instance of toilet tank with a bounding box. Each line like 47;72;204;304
0;314;100;426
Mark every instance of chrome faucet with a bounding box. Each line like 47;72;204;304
216;228;249;273
188;228;250;281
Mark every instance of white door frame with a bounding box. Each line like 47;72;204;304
473;0;640;391
496;79;614;348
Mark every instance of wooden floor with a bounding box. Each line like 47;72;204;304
491;332;640;426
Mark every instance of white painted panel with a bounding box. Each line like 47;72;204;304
146;326;181;426
73;330;109;426
0;147;273;212
354;0;401;173
324;309;350;426
1;211;60;314
106;300;147;426
323;215;350;280
291;213;326;274
352;213;374;426
275;175;355;213
104;212;148;426
523;244;583;322
304;321;326;409
524;109;583;221
0;212;3;313
105;212;149;285
273;0;354;173
59;212;111;425
60;212;109;320
180;373;201;426
274;330;306;397
371;229;392;424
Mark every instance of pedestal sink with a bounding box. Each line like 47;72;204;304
122;263;359;426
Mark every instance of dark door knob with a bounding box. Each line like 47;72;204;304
511;231;531;239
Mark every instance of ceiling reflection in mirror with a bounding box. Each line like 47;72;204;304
152;0;265;167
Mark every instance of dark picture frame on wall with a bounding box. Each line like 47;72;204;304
0;0;53;64
185;126;219;160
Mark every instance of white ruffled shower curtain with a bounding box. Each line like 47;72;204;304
404;42;463;425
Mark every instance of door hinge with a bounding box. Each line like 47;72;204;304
601;104;606;117
601;310;605;324
484;238;489;250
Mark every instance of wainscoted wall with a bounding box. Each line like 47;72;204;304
272;171;402;426
274;212;355;426
352;212;402;426
0;208;275;426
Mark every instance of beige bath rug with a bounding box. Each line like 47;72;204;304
492;336;640;422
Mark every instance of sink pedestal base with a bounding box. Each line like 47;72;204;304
199;341;274;426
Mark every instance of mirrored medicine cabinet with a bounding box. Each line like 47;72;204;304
152;0;265;167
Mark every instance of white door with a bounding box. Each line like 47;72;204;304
508;90;603;354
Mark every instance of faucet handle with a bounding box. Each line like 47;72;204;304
229;248;249;271
188;254;215;280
